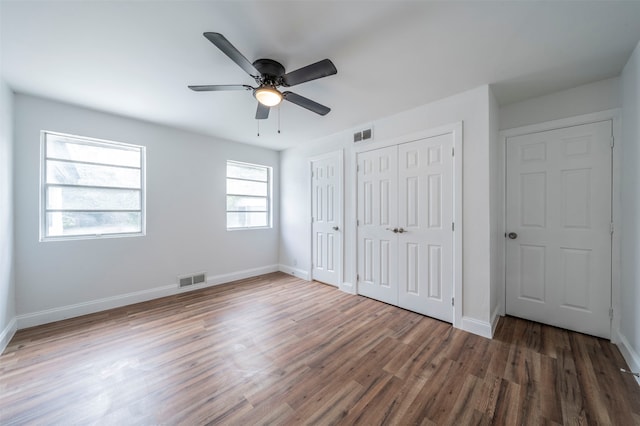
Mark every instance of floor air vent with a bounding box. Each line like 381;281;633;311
178;272;207;288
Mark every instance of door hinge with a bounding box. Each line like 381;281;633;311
357;164;360;172
609;307;614;319
452;222;455;231
357;219;360;226
611;136;615;148
452;147;455;156
312;217;315;223
452;297;454;307
357;274;360;282
610;222;614;235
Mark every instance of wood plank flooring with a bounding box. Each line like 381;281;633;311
1;272;639;425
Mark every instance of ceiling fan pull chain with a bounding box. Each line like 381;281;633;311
278;105;281;134
257;119;260;137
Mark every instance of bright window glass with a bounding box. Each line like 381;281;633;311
41;131;146;240
226;161;271;229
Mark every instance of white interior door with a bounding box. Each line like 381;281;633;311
506;120;612;338
398;135;454;322
311;153;342;286
357;133;454;323
357;146;398;305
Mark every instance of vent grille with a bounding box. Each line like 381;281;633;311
178;272;207;288
353;127;373;143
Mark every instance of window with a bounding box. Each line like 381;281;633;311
226;161;271;229
40;131;145;241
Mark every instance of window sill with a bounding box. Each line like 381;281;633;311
40;231;146;242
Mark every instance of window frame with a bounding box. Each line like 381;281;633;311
226;160;272;230
39;130;147;242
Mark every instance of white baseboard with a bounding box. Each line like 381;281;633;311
461;316;493;339
340;281;356;295
0;317;17;354
278;264;310;280
490;306;501;338
17;284;175;329
616;331;640;386
205;264;279;286
16;265;280;330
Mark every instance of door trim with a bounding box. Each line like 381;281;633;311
309;150;344;289
351;122;463;329
499;109;621;342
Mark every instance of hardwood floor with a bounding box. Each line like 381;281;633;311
1;272;639;425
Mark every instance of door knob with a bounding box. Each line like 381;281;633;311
508;232;518;239
397;228;406;234
332;226;339;231
386;227;399;233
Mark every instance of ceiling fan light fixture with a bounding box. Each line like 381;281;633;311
254;86;283;107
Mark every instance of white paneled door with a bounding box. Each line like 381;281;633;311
357;146;399;304
311;153;342;286
357;134;454;323
397;136;453;321
505;120;612;338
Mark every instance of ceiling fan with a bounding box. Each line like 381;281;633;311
189;32;337;120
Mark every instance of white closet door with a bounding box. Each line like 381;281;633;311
506;120;612;338
357;146;398;305
356;133;455;323
311;154;342;286
397;135;454;322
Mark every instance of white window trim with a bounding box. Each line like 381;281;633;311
226;160;272;230
39;130;147;242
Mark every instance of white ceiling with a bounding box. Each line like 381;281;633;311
2;1;640;150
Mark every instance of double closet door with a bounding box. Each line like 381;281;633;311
357;134;454;323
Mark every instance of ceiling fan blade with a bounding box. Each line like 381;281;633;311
282;59;337;87
283;91;331;116
203;32;259;78
256;102;270;120
188;85;253;92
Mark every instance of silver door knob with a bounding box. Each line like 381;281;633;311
508;232;518;239
386;227;399;233
332;226;339;231
397;228;406;234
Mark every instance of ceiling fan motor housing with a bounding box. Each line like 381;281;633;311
253;59;285;85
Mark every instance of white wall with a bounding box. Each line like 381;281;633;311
499;77;621;131
620;40;640;379
13;94;280;326
280;85;494;332
488;86;502;331
0;77;16;351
